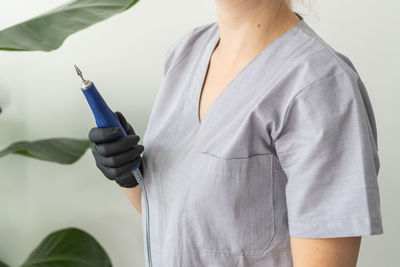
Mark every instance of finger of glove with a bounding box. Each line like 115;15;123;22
99;158;141;178
95;159;116;181
116;111;135;136
89;127;122;143
93;135;140;157
115;171;138;188
92;145;144;168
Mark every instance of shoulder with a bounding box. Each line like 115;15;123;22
167;21;217;53
162;21;217;76
272;20;378;139
286;19;362;94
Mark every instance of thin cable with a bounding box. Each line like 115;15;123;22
132;167;152;267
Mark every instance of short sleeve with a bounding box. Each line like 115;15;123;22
274;71;383;238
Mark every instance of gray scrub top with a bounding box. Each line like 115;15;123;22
140;13;383;267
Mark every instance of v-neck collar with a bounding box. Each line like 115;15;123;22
194;13;305;129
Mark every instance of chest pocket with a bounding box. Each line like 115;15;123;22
185;151;276;256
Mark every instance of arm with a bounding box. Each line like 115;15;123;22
274;73;382;267
123;186;142;214
88;111;145;214
290;236;361;267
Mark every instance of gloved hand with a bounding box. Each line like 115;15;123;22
88;111;144;188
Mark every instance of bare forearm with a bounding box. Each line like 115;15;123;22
123;186;142;214
290;236;361;267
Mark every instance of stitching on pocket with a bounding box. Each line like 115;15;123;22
200;151;274;160
258;154;276;255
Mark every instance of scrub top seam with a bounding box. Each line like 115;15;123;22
297;20;353;74
272;70;356;143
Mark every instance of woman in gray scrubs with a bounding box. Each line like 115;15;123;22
88;0;384;266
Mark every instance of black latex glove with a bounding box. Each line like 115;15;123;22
88;111;144;188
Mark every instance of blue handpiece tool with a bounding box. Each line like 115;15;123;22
74;65;152;267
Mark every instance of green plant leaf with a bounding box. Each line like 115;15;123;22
0;0;139;51
0;138;91;164
20;227;112;267
0;260;10;267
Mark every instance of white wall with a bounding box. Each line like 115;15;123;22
0;0;398;266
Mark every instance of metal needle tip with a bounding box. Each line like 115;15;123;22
74;65;85;82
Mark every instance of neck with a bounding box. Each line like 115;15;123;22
213;0;300;63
